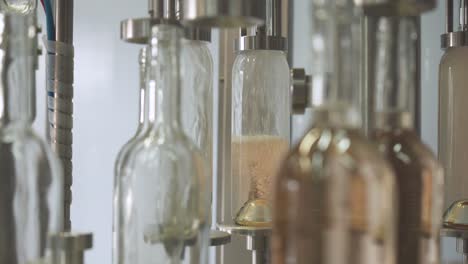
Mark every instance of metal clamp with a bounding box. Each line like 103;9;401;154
235;35;287;52
291;68;312;114
441;0;468;49
121;17;211;44
49;233;93;264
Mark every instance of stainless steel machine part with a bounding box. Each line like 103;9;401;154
291;68;312;115
218;225;271;264
122;0;211;44
442;0;468;49
354;0;435;16
50;0;74;231
148;0;178;21
236;0;288;52
236;35;287;51
181;0;265;27
50;233;93;264
120;17;211;44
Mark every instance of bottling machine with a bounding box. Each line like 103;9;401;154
1;0;467;263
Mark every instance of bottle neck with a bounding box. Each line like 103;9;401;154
373;17;417;130
310;1;362;127
0;13;36;127
148;25;183;132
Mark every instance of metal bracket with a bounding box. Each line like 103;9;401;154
291;68;312;115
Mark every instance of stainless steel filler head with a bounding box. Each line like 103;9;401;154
181;0;265;27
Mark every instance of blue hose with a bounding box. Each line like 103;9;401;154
43;0;55;40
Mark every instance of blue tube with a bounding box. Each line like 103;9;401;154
44;0;55;40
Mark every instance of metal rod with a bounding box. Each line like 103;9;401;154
149;0;177;20
55;0;74;43
215;29;238;264
415;16;421;135
448;0;454;32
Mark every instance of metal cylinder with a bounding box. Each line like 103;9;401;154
181;0;264;27
50;233;93;264
236;0;288;51
442;0;468;49
354;0;436;16
148;0;178;22
461;0;468;30
448;0;454;32
265;0;288;38
55;0;73;43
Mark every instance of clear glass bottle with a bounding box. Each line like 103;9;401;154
439;0;468;210
113;24;209;264
114;47;150;178
1;0;36;14
372;17;444;264
0;12;63;264
180;38;213;207
231;49;291;227
272;1;397;264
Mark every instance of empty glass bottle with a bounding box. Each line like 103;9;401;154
113;24;209;264
114;47;150;179
0;12;63;264
1;0;36;14
180;38;213;210
272;1;397;264
372;17;444;264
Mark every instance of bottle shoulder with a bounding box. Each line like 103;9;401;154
373;129;443;174
117;131;205;176
0;124;54;154
279;127;394;182
440;47;468;67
